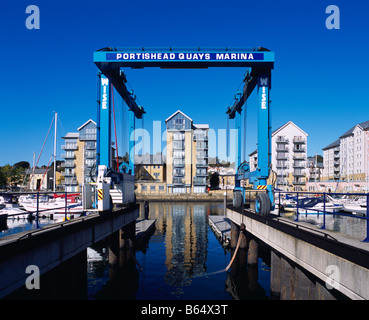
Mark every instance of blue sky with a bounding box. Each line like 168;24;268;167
0;0;368;166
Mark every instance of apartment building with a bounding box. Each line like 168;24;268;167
61;119;97;192
322;139;340;181
249;121;308;191
322;120;369;191
135;154;167;193
165;110;209;194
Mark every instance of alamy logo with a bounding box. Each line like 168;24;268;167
25;5;40;30
326;5;340;30
325;265;340;290
25;265;40;290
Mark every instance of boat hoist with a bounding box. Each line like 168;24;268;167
93;47;275;214
226;67;274;215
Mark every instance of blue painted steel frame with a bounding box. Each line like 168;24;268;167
94;47;274;182
129;110;135;175
99;74;111;168
236;73;274;206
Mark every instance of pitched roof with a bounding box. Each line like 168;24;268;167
322;139;340;151
26;168;51;175
193;124;209;129
272;120;308;137
62;132;79;139
339;120;369;138
165;110;193;122
78;119;97;131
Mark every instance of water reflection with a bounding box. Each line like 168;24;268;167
164;203;208;287
87;201;272;300
0;216;58;238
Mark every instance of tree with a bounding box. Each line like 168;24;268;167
14;161;30;169
209;172;220;190
0;166;7;188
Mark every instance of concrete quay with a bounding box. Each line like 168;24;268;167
227;205;369;300
0;204;139;298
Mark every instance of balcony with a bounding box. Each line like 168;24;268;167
196;170;207;176
193;135;208;141
62;144;78;150
293;137;306;144
276;163;288;169
276;171;288;177
84;153;95;159
172;177;184;184
64;177;78;185
196;152;208;158
196;142;208;150
292;179;305;185
85;142;96;150
173;134;185;141
173;152;185;159
276;137;289;144
173;170;185;177
293;170;305;177
173;161;185;167
173;142;185;150
293;146;306;152
62;161;75;168
293;162;305;168
193;177;206;185
62;171;75;177
276;147;289;152
196;161;207;167
61;153;75;159
276;154;288;160
293;154;306;160
79;133;96;141
85;161;95;168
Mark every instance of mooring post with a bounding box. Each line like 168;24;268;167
239;223;247;249
247;238;258;266
231;221;239;249
108;230;120;266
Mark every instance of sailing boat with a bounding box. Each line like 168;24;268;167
19;113;83;217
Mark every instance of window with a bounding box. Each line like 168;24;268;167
150;185;156;191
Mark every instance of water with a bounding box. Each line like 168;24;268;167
3;201;351;300
86;201;271;300
0;216;59;238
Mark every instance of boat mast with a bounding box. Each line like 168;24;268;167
53;112;57;192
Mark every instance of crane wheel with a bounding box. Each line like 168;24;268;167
255;193;271;216
233;191;243;208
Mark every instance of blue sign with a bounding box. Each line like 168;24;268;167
105;52;264;61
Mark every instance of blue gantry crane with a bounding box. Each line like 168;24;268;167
226;64;274;215
93;47;274;213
